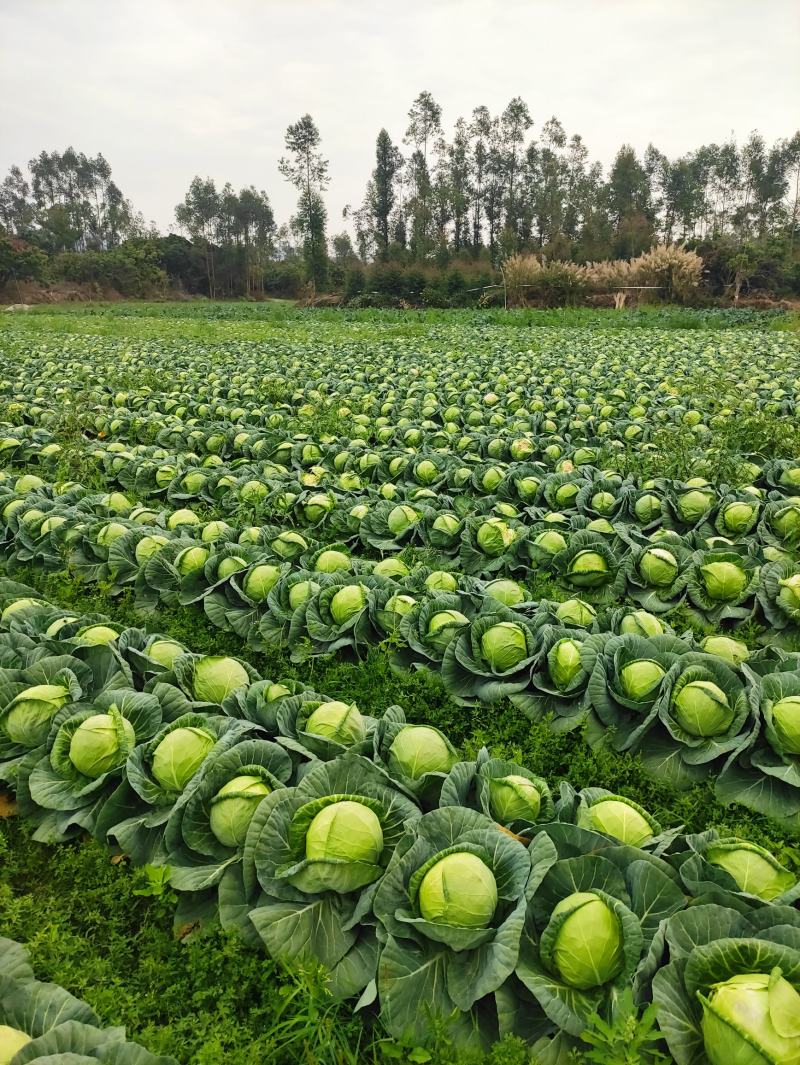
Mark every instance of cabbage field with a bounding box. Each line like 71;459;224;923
1;303;800;1065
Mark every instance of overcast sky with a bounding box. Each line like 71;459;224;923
1;0;798;234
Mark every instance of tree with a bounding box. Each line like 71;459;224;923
175;176;221;296
278;114;330;290
607;146;655;257
369;130;403;259
404;92;443;260
500;96;533;245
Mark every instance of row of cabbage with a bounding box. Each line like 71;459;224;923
4;467;800;630
4;583;800;1065
6;413;800;540
0;326;795;459
1;579;800;1062
3;476;800;829
0;937;176;1065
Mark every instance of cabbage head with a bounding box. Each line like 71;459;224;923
193;656;250;704
566;550;609;588
705;839;797;901
701;560;748;601
209;774;271;847
303;798;384;887
543;891;624;990
417;851;497;928
701;635;750;666
389;725;457;780
619;610;664;637
476;518;516;556
671;677;734;737
639;547;678;587
619;659;665;704
329;583;367;625
314;549;351;573
426;609;469;653
480;622;529;672
699;970;800;1065
424;571;458;593
3;683;71;746
151;725;215;792
69;709;135;777
0;1025;32;1061
581;796;655;846
549;638;583;689
488;774;541;823
484;579;526;607
556;599;596;628
387;504;419;535
244;563;281;602
305;701;366;745
176;545;210;575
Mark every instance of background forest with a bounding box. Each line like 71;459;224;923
2;92;799;305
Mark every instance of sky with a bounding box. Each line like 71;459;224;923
1;0;798;235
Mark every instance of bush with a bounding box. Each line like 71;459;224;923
0;233;49;286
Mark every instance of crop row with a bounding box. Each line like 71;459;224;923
3;474;800;830
1;578;799;1061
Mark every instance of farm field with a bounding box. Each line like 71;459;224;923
2;302;800;1065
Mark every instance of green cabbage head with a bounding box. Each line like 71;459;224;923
567;550;609;588
244;564;281;602
315;549;351;573
699;970;800;1065
147;638;185;668
193;656;250;704
484;579;526;607
639;547;678;587
388;725;456;779
387;504;419;535
151;726;215;792
304;799;384;884
418;851;497;928
555;599;596;627
619;659;665;703
476;518;516;556
671;677;734;737
0;1026;32;1062
701;636;750;666
69;711;135;777
426;610;469;652
209;774;271;847
480;622;529;671
705;840;797;900
550;638;583;689
3;683;71;746
330;583;367;624
701;560;748;601
770;694;800;755
545;891;624;990
619;611;664;637
583;797;655;846
489;774;541;823
305;701;366;745
176;546;210;575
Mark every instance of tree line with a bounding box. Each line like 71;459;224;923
2;92;799;301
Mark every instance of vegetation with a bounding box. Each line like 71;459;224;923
1;96;798;302
1;304;800;1064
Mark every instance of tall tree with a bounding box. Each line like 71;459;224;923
175;176;220;296
278;114;329;290
369;130;403;259
499;97;533;245
404;92;443;259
